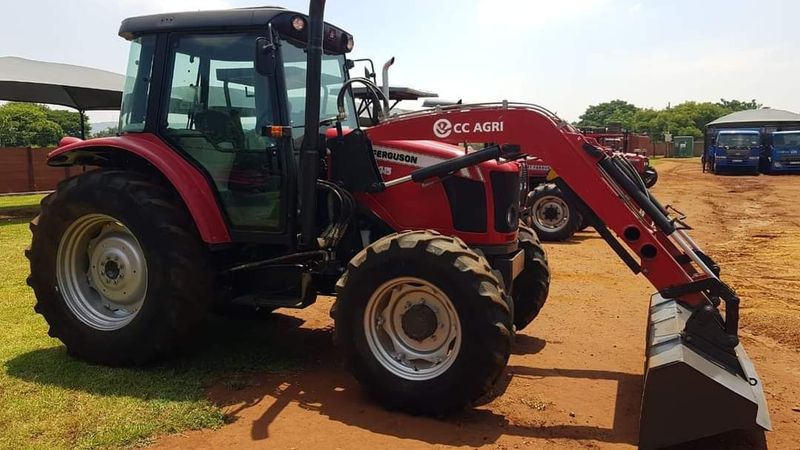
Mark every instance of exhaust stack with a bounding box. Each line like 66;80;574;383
381;57;395;115
299;0;326;248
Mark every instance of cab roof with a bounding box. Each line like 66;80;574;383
118;6;349;43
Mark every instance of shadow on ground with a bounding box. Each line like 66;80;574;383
4;313;307;403
6;310;766;449
545;232;602;245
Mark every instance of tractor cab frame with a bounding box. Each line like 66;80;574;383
115;8;357;245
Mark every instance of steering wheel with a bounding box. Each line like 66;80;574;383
336;77;389;127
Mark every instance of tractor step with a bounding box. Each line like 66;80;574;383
231;295;307;309
639;294;771;449
229;264;317;310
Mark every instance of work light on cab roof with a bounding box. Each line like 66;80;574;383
291;15;305;31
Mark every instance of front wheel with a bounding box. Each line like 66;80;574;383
334;230;512;414
527;183;581;241
511;225;551;330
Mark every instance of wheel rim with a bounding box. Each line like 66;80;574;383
56;214;148;331
532;195;569;232
364;277;462;381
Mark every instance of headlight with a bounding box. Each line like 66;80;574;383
291;16;306;31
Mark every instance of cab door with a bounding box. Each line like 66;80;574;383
159;32;293;242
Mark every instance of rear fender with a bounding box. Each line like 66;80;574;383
48;134;231;244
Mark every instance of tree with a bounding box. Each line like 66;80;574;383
670;102;730;131
0;102;63;147
577;98;767;142
577;100;639;129
92;126;118;138
45;109;91;138
632;107;700;141
717;98;762;112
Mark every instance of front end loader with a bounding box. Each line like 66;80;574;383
366;104;771;448
27;1;768;448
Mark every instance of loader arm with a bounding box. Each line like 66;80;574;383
366;102;771;449
368;102;706;303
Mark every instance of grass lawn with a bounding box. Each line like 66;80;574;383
0;213;296;449
0;194;46;213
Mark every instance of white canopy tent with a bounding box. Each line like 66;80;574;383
0;56;124;138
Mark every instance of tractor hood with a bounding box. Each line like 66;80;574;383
366;135;518;181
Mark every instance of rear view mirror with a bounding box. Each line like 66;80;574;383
255;36;276;76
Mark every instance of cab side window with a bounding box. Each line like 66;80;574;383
162;33;284;231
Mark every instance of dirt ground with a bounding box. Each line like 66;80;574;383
152;159;800;450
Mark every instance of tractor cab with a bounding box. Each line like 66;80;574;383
118;7;357;238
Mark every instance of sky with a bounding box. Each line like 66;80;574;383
1;0;799;124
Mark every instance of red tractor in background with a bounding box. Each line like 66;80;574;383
523;134;658;241
26;2;769;448
407;97;660;241
581;127;658;187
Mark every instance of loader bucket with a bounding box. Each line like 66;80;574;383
639;294;771;449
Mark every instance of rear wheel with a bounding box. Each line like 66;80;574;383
527;183;580;241
511;225;550;330
27;170;214;365
334;230;512;414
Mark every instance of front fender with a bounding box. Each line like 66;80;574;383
48;134;231;244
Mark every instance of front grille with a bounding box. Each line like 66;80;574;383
442;177;487;232
727;149;750;157
490;171;521;233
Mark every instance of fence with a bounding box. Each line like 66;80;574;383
0;147;77;194
648;142;704;157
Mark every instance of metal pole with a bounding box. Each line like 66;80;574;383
298;0;326;249
79;109;86;139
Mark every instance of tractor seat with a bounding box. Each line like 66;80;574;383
193;109;246;150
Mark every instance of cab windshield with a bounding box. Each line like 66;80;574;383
773;132;800;148
717;133;760;148
280;39;357;138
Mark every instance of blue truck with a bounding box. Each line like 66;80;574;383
706;129;762;174
766;131;800;173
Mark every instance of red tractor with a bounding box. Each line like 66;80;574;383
27;2;768;448
583;130;658;188
523;135;658;241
